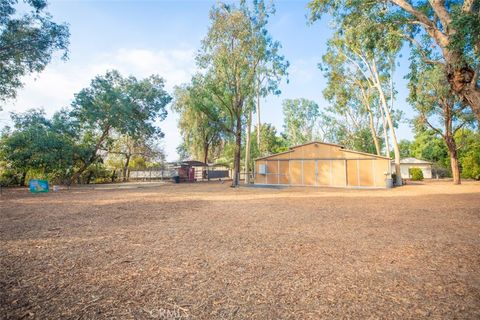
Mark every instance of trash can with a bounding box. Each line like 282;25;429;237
385;178;394;188
173;176;180;184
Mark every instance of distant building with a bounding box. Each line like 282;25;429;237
391;158;432;179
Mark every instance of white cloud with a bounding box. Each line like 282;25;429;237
0;48;197;161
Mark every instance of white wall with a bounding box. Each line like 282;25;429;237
391;163;432;179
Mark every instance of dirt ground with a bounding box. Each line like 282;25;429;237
1;180;480;319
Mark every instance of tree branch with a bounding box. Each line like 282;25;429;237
401;33;446;66
462;0;476;13
428;0;452;32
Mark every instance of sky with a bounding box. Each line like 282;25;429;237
1;0;415;161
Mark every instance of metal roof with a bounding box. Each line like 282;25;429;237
169;160;208;167
255;141;390;161
394;157;432;164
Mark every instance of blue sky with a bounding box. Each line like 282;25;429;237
2;0;414;161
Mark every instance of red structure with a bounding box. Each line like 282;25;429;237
174;161;206;182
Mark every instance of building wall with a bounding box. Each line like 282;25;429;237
255;143;390;188
392;163;432;179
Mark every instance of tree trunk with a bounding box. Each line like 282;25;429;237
71;126;110;184
203;142;209;181
445;137;461;185
447;65;480;125
367;109;381;155
359;86;381;155
122;155;131;182
379;88;401;185
232;117;242;187
244;109;253;184
86;171;93;184
256;79;261;154
372;60;401;185
20;172;27;187
449;150;461;185
203;142;209;165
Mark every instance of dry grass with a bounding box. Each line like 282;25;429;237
1;181;480;319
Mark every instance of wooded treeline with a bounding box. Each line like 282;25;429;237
1;0;479;186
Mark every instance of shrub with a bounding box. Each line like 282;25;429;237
409;167;424;181
432;164;451;179
0;170;21;187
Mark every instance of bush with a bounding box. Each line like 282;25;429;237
432;164;451;179
0;170;21;187
409;167;424;181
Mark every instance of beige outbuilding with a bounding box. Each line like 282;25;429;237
254;141;391;188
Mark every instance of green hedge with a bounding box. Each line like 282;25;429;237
409;167;424;181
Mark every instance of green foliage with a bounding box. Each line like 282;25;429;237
409;167;424;181
247;0;289;98
398;140;413;158
0;0;69;101
172;80;223;163
318;109;382;155
70;70;171;180
309;0;480;123
282;98;320;146
72;70;170;139
195;1;288;185
245;123;287;167
0;70;171;186
449;5;480;68
0;109;77;185
457;130;480;180
410;130;449;166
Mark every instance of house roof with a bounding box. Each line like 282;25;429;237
169;160;208;167
255;141;390;161
394;157;432;165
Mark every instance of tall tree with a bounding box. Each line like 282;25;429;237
172;80;223;164
0;0;69;102
409;62;475;184
70;70;171;183
196;3;260;186
321;42;382;155
310;6;404;184
243;0;289;153
282;98;320;146
308;0;480;124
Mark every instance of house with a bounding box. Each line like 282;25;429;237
254;141;391;188
391;158;433;179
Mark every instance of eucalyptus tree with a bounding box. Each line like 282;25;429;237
408;61;475;184
282;98;320;146
196;3;261;186
70;70;171;183
0;0;69;102
309;0;480;125
321;41;382;155
172;80;223;165
310;6;404;184
242;0;289;153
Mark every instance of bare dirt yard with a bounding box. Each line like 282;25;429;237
1;180;480;319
